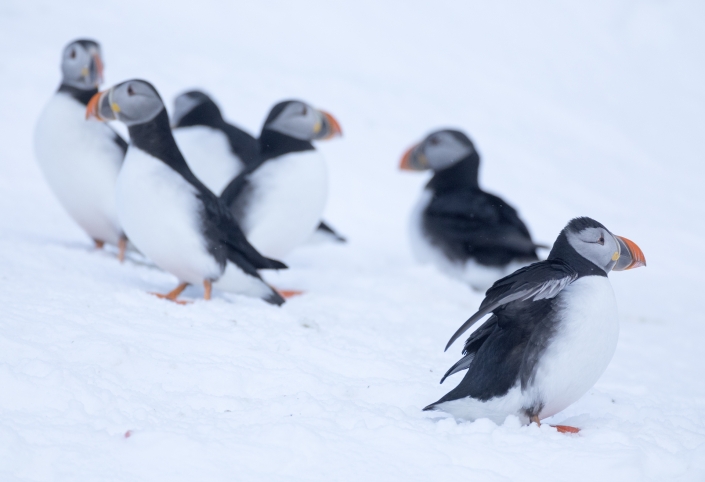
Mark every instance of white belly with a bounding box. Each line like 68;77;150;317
174;126;243;195
241;150;328;259
34;93;125;245
115;148;221;284
409;189;526;291
530;275;620;419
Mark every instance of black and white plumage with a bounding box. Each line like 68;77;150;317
86;80;287;305
221;100;342;259
401;129;543;291
171;92;347;245
171;90;259;195
34;39;129;255
424;217;646;429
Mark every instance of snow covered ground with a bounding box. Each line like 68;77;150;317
1;1;704;480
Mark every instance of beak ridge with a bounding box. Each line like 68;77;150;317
316;110;342;140
86;90;113;121
613;236;646;271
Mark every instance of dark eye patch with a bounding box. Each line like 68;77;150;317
127;85;135;96
597;235;605;245
70;49;76;59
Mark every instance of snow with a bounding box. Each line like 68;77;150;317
1;0;705;480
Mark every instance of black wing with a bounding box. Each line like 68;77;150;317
424;190;542;264
197;189;287;276
444;259;578;351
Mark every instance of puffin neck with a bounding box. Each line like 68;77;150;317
129;109;192;173
57;84;98;106
426;153;480;192
548;232;608;278
174;102;225;129
259;129;314;162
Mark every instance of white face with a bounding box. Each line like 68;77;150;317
421;131;475;171
567;226;622;272
108;80;165;127
61;40;102;89
264;101;322;140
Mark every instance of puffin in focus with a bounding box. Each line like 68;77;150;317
171;90;259;195
34;39;129;260
424;217;646;433
400;129;543;291
221;100;342;259
86;79;287;305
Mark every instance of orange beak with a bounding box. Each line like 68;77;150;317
613;236;647;271
399;143;429;171
399;144;415;170
93;54;104;85
318;110;342;139
85;90;111;121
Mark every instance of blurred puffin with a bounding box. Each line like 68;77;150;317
221;100;342;259
34;39;129;259
400;129;543;291
171;90;259;195
87;79;287;305
424;217;646;433
173;92;347;245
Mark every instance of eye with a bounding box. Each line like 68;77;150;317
597;235;605;245
70;49;76;59
127;85;135;96
301;106;307;116
429;136;440;146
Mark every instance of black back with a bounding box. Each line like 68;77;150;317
422;155;539;267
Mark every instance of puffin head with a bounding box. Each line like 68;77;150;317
86;79;165;127
60;39;104;90
262;100;341;141
552;217;646;274
171;90;222;128
399;129;477;172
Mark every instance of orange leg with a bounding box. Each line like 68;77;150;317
151;282;190;304
203;280;212;300
117;236;128;263
94;239;105;249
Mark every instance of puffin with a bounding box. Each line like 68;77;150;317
424;217;646;433
34;39;129;260
171;90;259;195
400;129;543;291
86;79;287;305
220;100;342;259
172;91;347;245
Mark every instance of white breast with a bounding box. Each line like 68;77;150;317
115;148;221;285
530;275;620;419
174;126;243;195
34;93;125;245
408;188;525;291
241;150;328;259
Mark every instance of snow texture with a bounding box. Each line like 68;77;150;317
1;1;704;481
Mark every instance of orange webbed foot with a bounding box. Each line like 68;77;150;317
552;425;580;434
150;282;190;304
277;289;305;299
